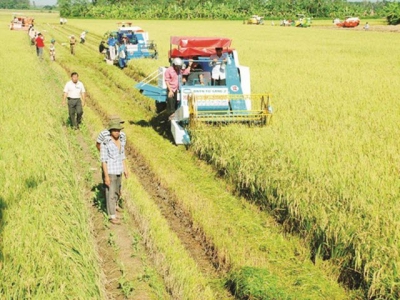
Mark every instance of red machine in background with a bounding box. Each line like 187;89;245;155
334;17;360;28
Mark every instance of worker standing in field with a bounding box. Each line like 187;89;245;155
165;57;183;120
209;47;228;86
100;119;129;225
49;39;56;61
80;31;87;44
96;115;126;212
62;72;86;130
69;35;76;55
35;32;45;60
107;34;117;61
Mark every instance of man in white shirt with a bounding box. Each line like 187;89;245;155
80;31;87;44
62;72;86;129
209;47;228;86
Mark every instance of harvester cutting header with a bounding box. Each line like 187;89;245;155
135;36;272;145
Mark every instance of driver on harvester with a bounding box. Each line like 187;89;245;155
164;57;183;120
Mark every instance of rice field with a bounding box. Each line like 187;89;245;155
1;10;399;299
0;17;103;298
132;18;400;298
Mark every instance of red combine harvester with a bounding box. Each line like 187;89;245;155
335;17;360;28
10;15;34;31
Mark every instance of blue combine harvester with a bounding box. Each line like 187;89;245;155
106;23;157;65
135;36;272;145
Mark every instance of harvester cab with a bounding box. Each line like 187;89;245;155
135;36;272;145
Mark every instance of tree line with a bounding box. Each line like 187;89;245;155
2;0;399;25
57;0;399;24
1;0;29;9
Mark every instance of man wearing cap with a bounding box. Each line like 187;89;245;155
100;119;129;225
96;116;126;212
96;115;126;151
165;57;183;119
209;47;228;86
62;72;86;130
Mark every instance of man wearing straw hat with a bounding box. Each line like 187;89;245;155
96;115;126;212
100;119;129;224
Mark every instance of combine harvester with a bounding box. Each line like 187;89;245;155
105;22;157;65
334;17;360;28
9;14;34;31
295;14;312;27
245;15;264;25
135;36;273;145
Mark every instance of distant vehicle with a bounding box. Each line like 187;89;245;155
10;14;34;31
335;17;360;28
245;15;264;25
105;22;157;65
295;14;312;27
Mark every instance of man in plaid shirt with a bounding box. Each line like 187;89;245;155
100;119;129;224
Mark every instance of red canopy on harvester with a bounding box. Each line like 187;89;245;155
169;36;234;58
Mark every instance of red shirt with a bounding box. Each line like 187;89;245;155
35;36;45;48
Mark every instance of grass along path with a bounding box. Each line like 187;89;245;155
39;20;355;298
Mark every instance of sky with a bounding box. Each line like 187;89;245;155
31;0;57;5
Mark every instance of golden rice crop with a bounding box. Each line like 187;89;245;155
9;13;398;298
0;21;103;298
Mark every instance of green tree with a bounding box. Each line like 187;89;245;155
0;0;29;9
384;1;400;24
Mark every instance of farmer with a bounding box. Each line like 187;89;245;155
49;39;56;61
182;56;204;85
80;31;87;44
118;39;128;69
69;35;76;55
62;72;86;130
107;34;117;60
96;116;126;151
99;40;107;54
165;57;183;119
35;32;45;60
96;115;126;211
100;119;129;225
209;47;228;86
28;26;36;45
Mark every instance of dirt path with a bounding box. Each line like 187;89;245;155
74;132;168;299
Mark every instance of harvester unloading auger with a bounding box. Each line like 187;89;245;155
135;36;273;145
